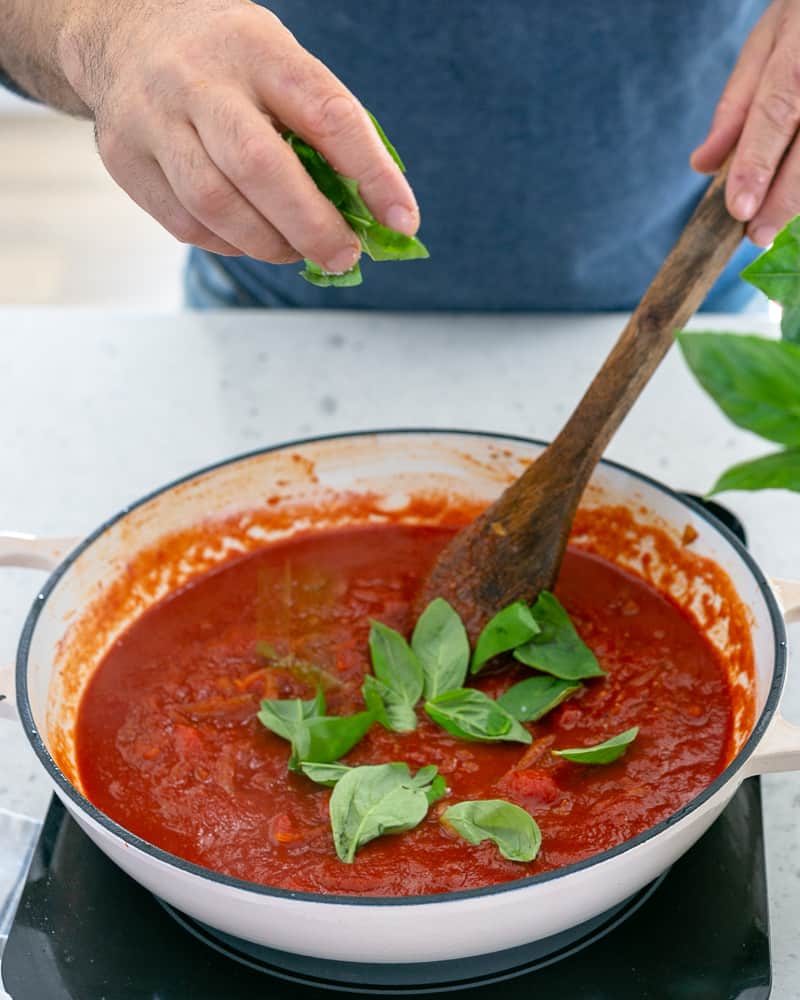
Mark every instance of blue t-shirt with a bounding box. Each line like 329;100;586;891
190;1;767;310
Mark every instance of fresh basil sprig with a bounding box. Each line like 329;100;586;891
678;216;800;495
285;112;429;288
442;800;541;862
514;592;605;681
425;688;532;744
553;726;639;765
471;601;540;674
412;598;470;699
329;763;445;863
498;675;581;722
258;692;375;770
366;621;424;732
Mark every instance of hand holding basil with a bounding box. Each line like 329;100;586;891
286;112;428;288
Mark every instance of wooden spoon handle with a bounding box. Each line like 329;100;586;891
549;162;744;475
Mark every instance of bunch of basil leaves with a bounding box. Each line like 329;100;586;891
679;218;800;494
285;111;429;287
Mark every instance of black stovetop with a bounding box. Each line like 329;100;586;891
0;495;771;999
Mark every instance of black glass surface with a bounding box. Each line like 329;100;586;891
1;495;770;998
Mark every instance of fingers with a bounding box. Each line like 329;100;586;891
97;132;242;256
727;9;800;221
691;1;780;174
189;91;361;271
248;13;419;235
155;122;304;264
748;135;800;245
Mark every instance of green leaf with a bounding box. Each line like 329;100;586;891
412;598;470;699
514;592;604;680
441;800;541;862
361;674;417;732
257;689;326;743
367;109;406;171
299;761;352;786
359;224;429;262
471;602;541;674
285;114;428;288
329;763;439;862
300;260;363;287
781;303;800;344
294;711;375;770
677;332;800;447
257;692;374;769
498;675;581;722
367;621;424;732
709;448;800;495
424;688;532;744
553;726;639;765
741;217;800;309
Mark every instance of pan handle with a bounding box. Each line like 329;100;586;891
0;533;78;723
0;532;76;571
743;578;800;775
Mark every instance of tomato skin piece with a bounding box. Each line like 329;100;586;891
76;521;736;897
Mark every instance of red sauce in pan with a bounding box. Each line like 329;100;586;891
75;522;734;895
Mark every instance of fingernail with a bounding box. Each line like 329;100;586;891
385;204;418;235
751;224;777;248
732;191;758;220
326;247;360;274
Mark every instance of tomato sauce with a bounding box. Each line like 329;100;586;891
75;522;735;896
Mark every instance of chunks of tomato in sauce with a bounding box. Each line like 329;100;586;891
75;522;734;896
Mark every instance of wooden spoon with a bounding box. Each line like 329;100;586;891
421;163;745;633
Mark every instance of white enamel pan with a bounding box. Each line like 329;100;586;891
2;430;800;970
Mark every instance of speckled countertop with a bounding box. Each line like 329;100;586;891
0;308;798;995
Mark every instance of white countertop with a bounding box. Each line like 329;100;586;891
1;307;798;995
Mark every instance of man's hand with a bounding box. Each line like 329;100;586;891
55;0;419;268
692;0;800;247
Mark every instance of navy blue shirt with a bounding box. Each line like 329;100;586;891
188;0;768;310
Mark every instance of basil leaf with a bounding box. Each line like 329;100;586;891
367;109;406;171
498;675;581;722
361;674;417;733
412;598;470;699
425;688;532;744
367;621;424;732
677;332;800;448
709;447;800;495
442;800;541;862
329;763;438;862
257;689;326;742
741;217;800;314
285;114;429;288
258;692;374;770
553;726;639;765
294;711;375;770
301;260;363;288
471;602;541;674
781;303;800;345
299;762;352;787
514;592;604;681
